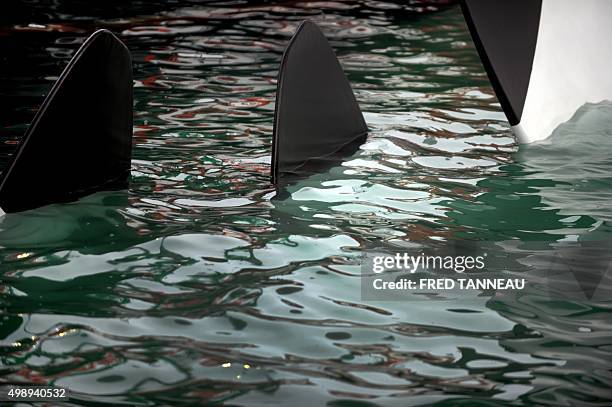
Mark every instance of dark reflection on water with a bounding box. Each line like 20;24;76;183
1;1;612;405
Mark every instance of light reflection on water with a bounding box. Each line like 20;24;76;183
1;1;611;405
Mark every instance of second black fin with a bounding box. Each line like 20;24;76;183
271;21;368;184
0;29;133;213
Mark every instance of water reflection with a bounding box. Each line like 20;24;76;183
1;1;611;405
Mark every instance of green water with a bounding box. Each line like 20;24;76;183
1;2;612;405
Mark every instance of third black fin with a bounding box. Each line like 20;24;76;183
462;0;612;143
461;0;542;127
0;29;133;213
271;21;368;184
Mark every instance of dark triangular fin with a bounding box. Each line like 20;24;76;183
271;20;367;184
461;0;542;125
0;29;132;213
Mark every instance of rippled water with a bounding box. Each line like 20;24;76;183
1;1;612;405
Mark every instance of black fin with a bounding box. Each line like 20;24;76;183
271;21;367;184
461;0;542;125
0;29;133;213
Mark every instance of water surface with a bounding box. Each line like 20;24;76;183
1;1;611;405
